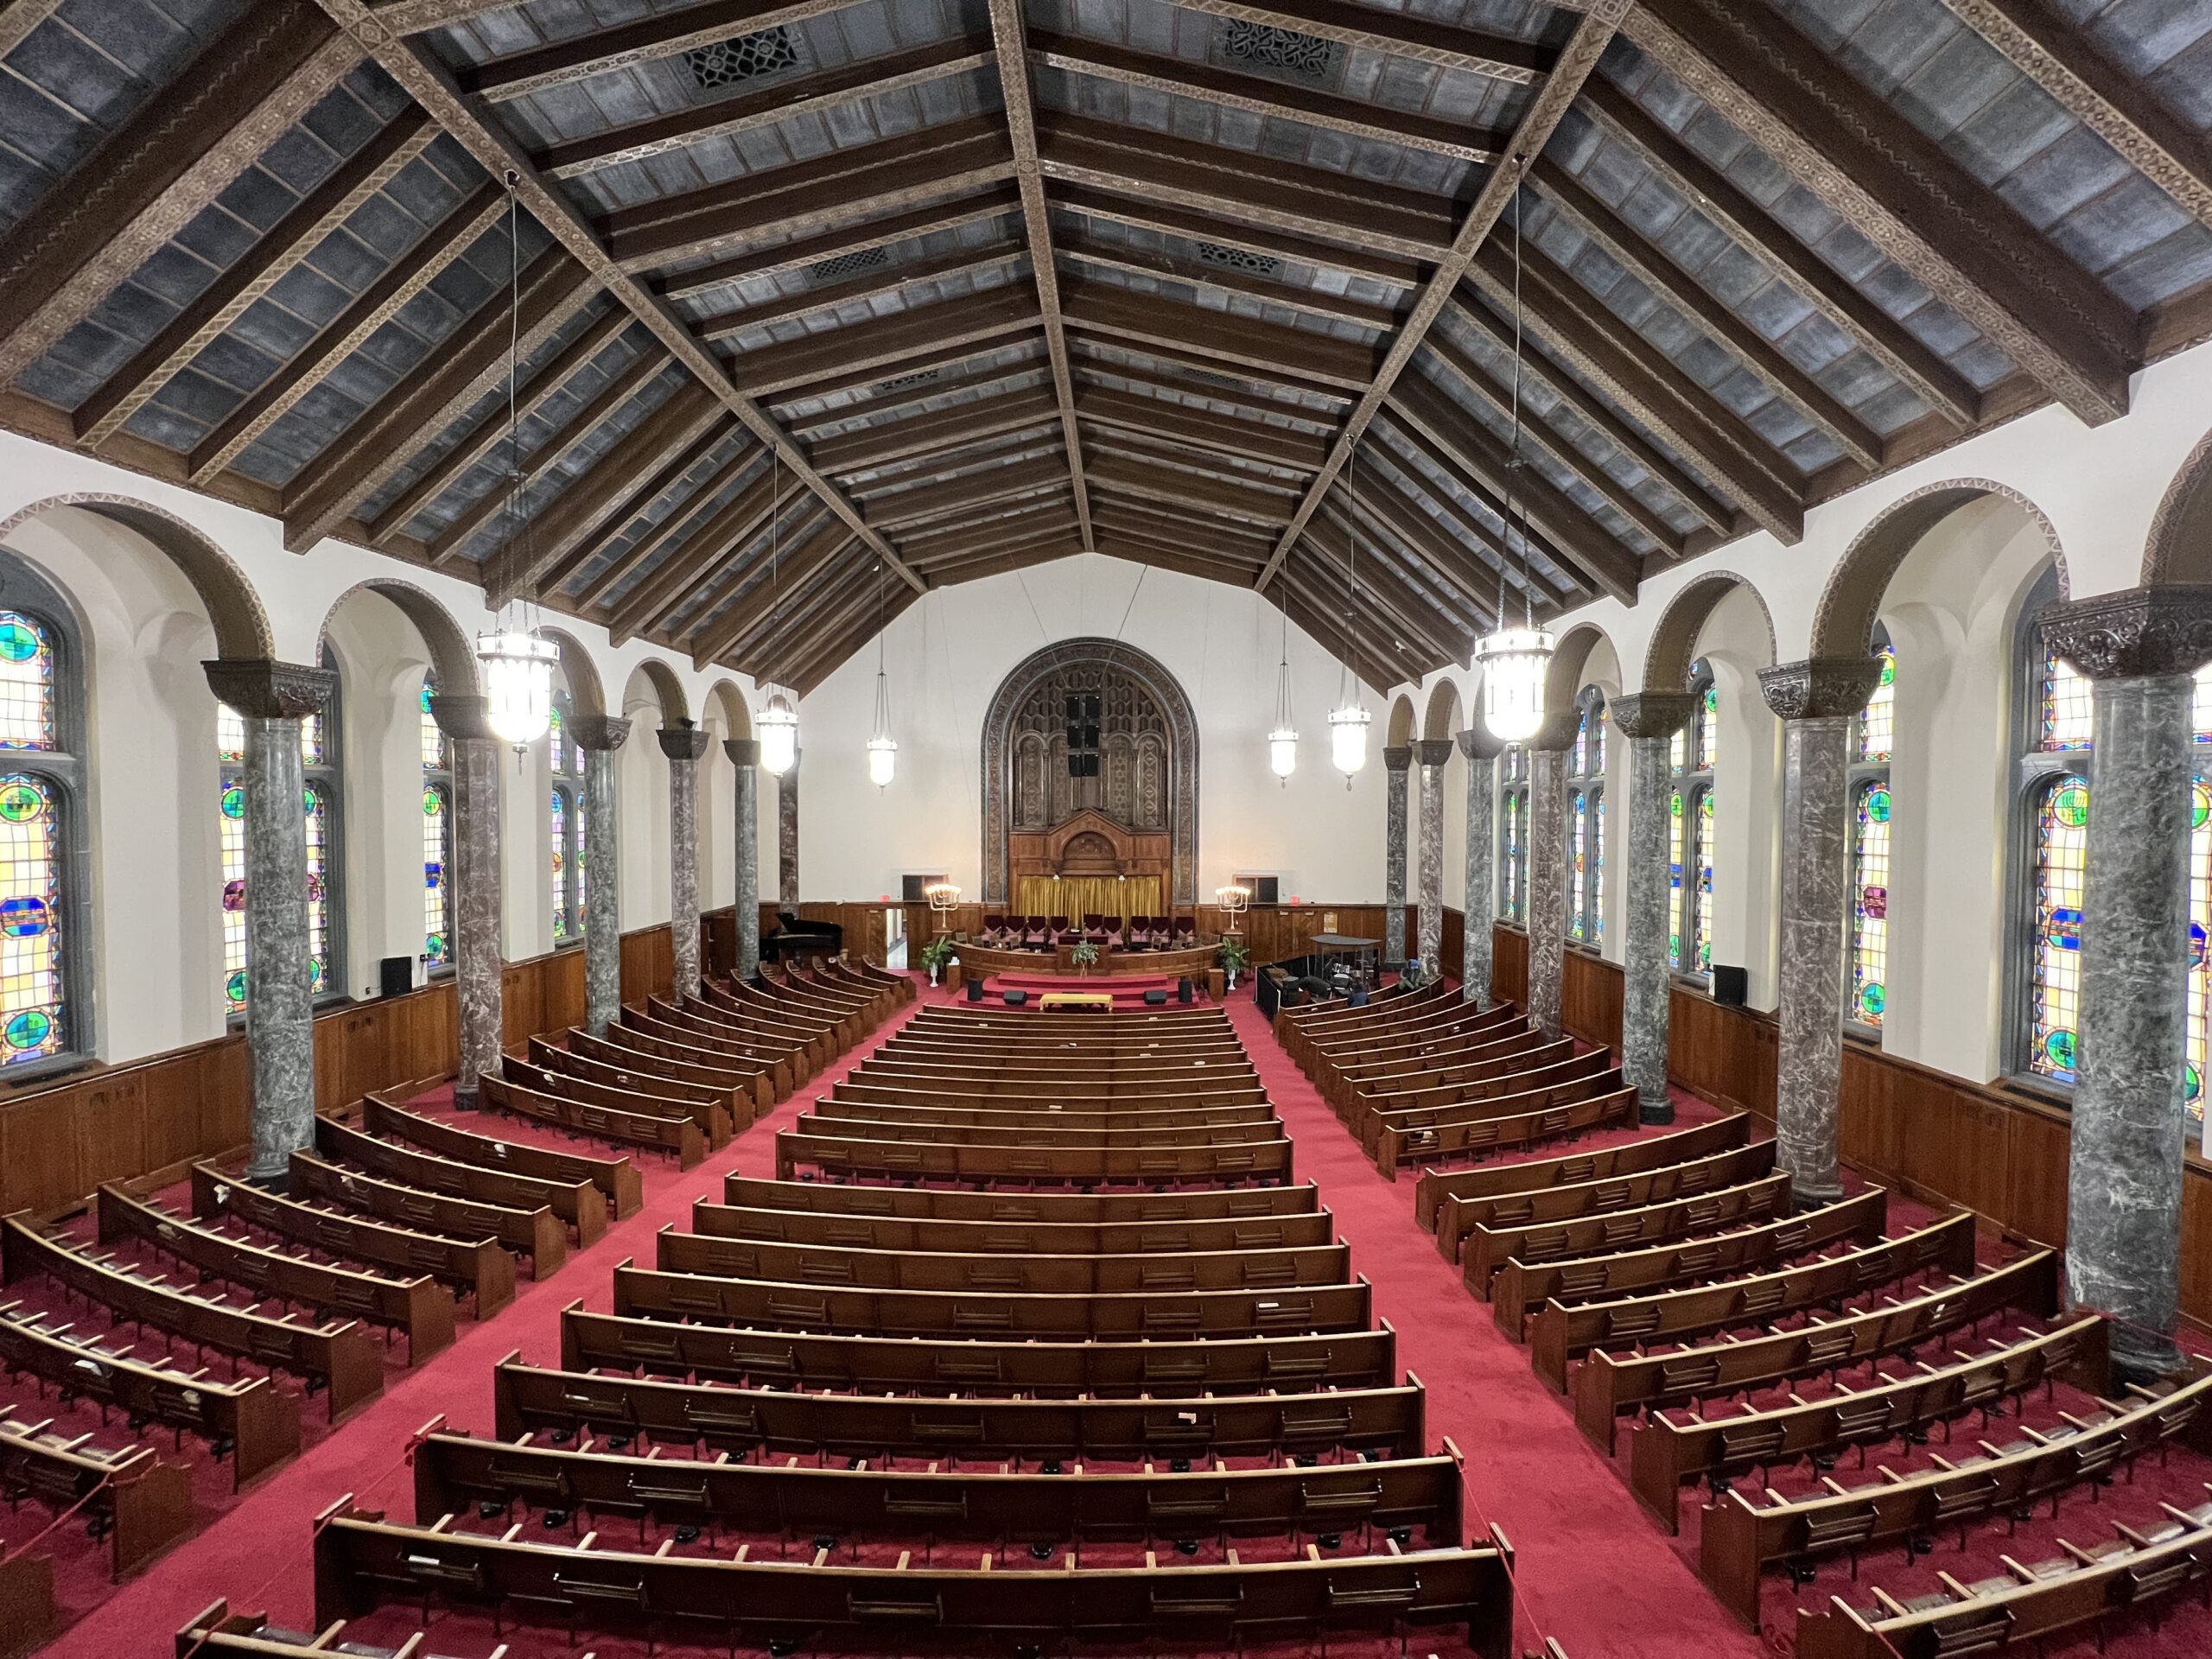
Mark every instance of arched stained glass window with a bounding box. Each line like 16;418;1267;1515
1565;687;1605;944
219;652;343;1014
1668;664;1715;976
422;678;453;973
2027;774;2089;1082
1499;745;1528;923
550;788;570;940
1694;789;1715;973
0;578;81;1072
1567;789;1588;943
550;693;584;943
1849;635;1895;1031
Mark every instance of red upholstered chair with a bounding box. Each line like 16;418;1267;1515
1173;917;1198;944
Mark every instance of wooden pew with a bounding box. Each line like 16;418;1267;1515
2;1216;383;1425
653;1228;1351;1294
0;1401;194;1575
312;1499;1518;1656
560;1303;1397;1396
788;1111;1285;1152
190;1162;516;1318
1434;1135;1775;1267
689;1198;1337;1255
1461;1172;1795;1298
619;1002;817;1089
416;1425;1466;1551
0;1300;298;1491
527;1033;753;1124
815;1093;1280;1131
479;1073;704;1169
1373;1085;1638;1175
175;1600;520;1658
494;1355;1426;1462
1494;1190;1890;1339
1528;1211;1980;1392
1327;1027;1559;1118
360;1094;637;1224
1573;1250;2062;1455
772;1128;1292;1186
613;1260;1370;1341
302;1128;569;1274
1627;1314;2110;1534
505;1050;734;1148
95;1185;454;1361
1418;1112;1751;1242
724;1173;1319;1224
575;1018;797;1105
1369;1069;1630;1177
1356;1048;1618;1130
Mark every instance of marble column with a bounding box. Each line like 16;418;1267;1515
1525;734;1573;1041
778;747;800;910
1611;696;1695;1124
571;715;630;1033
659;723;711;998
429;696;506;1109
1412;739;1452;979
727;738;760;981
1382;747;1411;969
2046;590;2212;1380
207;659;334;1182
1457;727;1504;1007
1760;660;1885;1205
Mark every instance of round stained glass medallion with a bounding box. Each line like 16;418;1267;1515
2188;1062;2202;1103
220;785;245;820
0;895;48;937
309;957;326;992
0;780;45;823
423;788;442;817
2195;783;2210;830
224;969;246;1006
1863;788;1891;824
1669;790;1682;817
2052;783;2088;828
1878;652;1895;687
1858;982;1885;1018
2044;1029;2077;1071
0;620;41;663
3;1008;51;1049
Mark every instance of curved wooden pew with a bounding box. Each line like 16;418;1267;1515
1418;1112;1751;1243
480;1073;704;1169
360;1094;637;1223
689;1198;1335;1255
0;1400;194;1578
723;1173;1319;1224
1460;1172;1794;1297
772;1128;1293;1185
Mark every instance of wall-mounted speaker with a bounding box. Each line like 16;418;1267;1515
900;873;948;903
1233;874;1281;906
379;956;414;998
1711;964;1748;1007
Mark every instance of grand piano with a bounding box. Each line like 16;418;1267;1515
763;908;842;966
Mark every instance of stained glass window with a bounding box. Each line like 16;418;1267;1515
2039;653;2094;752
549;693;584;944
420;681;448;772
2028;774;2088;1084
0;775;65;1063
219;652;342;1013
1695;789;1715;973
1668;667;1715;977
1856;645;1896;764
1852;781;1891;1027
0;570;83;1073
422;677;452;972
1501;789;1524;923
304;780;330;997
1695;677;1719;772
1668;790;1686;970
1567;790;1588;943
0;613;57;751
219;770;247;1010
1566;687;1605;945
1594;796;1606;945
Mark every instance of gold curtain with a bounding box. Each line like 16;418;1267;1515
1014;875;1164;926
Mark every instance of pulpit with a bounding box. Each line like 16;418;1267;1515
1007;808;1170;929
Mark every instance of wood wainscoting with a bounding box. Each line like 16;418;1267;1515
0;925;683;1219
1488;922;2212;1329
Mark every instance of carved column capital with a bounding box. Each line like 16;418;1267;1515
725;738;760;767
657;725;712;763
2042;587;2212;680
1455;726;1507;762
428;693;493;743
1611;692;1695;741
569;714;632;753
201;658;334;720
1525;709;1580;753
1410;738;1454;769
1382;745;1414;772
1758;658;1885;721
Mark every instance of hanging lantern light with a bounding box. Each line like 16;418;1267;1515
1328;696;1370;780
1476;159;1556;746
756;447;799;776
1267;599;1297;783
864;561;896;788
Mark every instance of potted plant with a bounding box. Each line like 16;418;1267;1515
1217;936;1250;990
919;934;957;987
1070;939;1101;969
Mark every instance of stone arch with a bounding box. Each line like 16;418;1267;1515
1384;695;1418;748
633;658;690;727
1814;480;2067;658
1535;622;1617;747
1421;679;1460;743
981;638;1199;906
1642;573;1777;691
315;578;478;695
705;678;752;740
2144;432;2212;588
540;627;605;718
0;493;270;658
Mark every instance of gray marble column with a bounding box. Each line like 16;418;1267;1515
1382;746;1410;969
727;738;760;981
429;695;506;1109
1761;660;1886;1205
2046;591;2212;1381
572;715;630;1033
1612;695;1696;1125
1412;739;1452;979
1457;727;1504;1007
778;747;800;910
659;723;711;998
1525;740;1572;1041
206;659;333;1182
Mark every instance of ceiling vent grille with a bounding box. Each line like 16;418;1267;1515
683;28;800;92
808;246;890;283
1196;241;1282;277
1215;20;1342;86
874;367;941;394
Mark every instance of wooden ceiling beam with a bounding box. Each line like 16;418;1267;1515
701;520;861;668
1086;451;1292;527
1074;385;1329;472
1933;0;2212;232
0;0;358;385
1029;32;1510;164
1577;79;1980;429
605;464;802;644
846;427;1064;493
658;186;1023;302
1300;507;1471;668
1622;0;2133;426
1329;457;1522;622
531;416;741;598
362;306;633;545
1166;0;1551;82
904;512;1082;568
1070;350;1346;421
428;350;669;564
1278;556;1429;690
454;0;867;101
570;445;760;613
743;543;876;675
75;107;441;451
809;387;1062;474
1090;537;1265;588
1060;277;1380;391
899;496;1077;556
984;0;1095;553
763;324;1044;408
1087;494;1275;554
789;582;925;696
538;37;993;178
1083;424;1310;491
1047;181;1420;289
730;292;1040;396
699;243;1025;341
1251;6;1624;604
188;181;507;483
284;252;596;550
1054;235;1399;333
865;454;1070;530
1275;576;1400;698
1528;157;1886;471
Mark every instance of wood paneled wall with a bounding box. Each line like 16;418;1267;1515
1488;923;2212;1328
0;924;683;1219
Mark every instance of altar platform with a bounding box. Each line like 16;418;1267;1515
982;971;1194;1010
953;939;1217;982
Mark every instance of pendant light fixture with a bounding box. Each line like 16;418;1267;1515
756;448;799;777
1267;596;1297;784
1474;162;1555;745
865;559;897;789
475;170;557;750
1326;436;1372;786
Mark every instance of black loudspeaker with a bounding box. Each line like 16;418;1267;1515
967;976;985;1002
379;956;414;998
1250;876;1279;906
1711;964;1749;1007
1177;978;1193;1004
1003;990;1029;1007
1142;988;1168;1006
